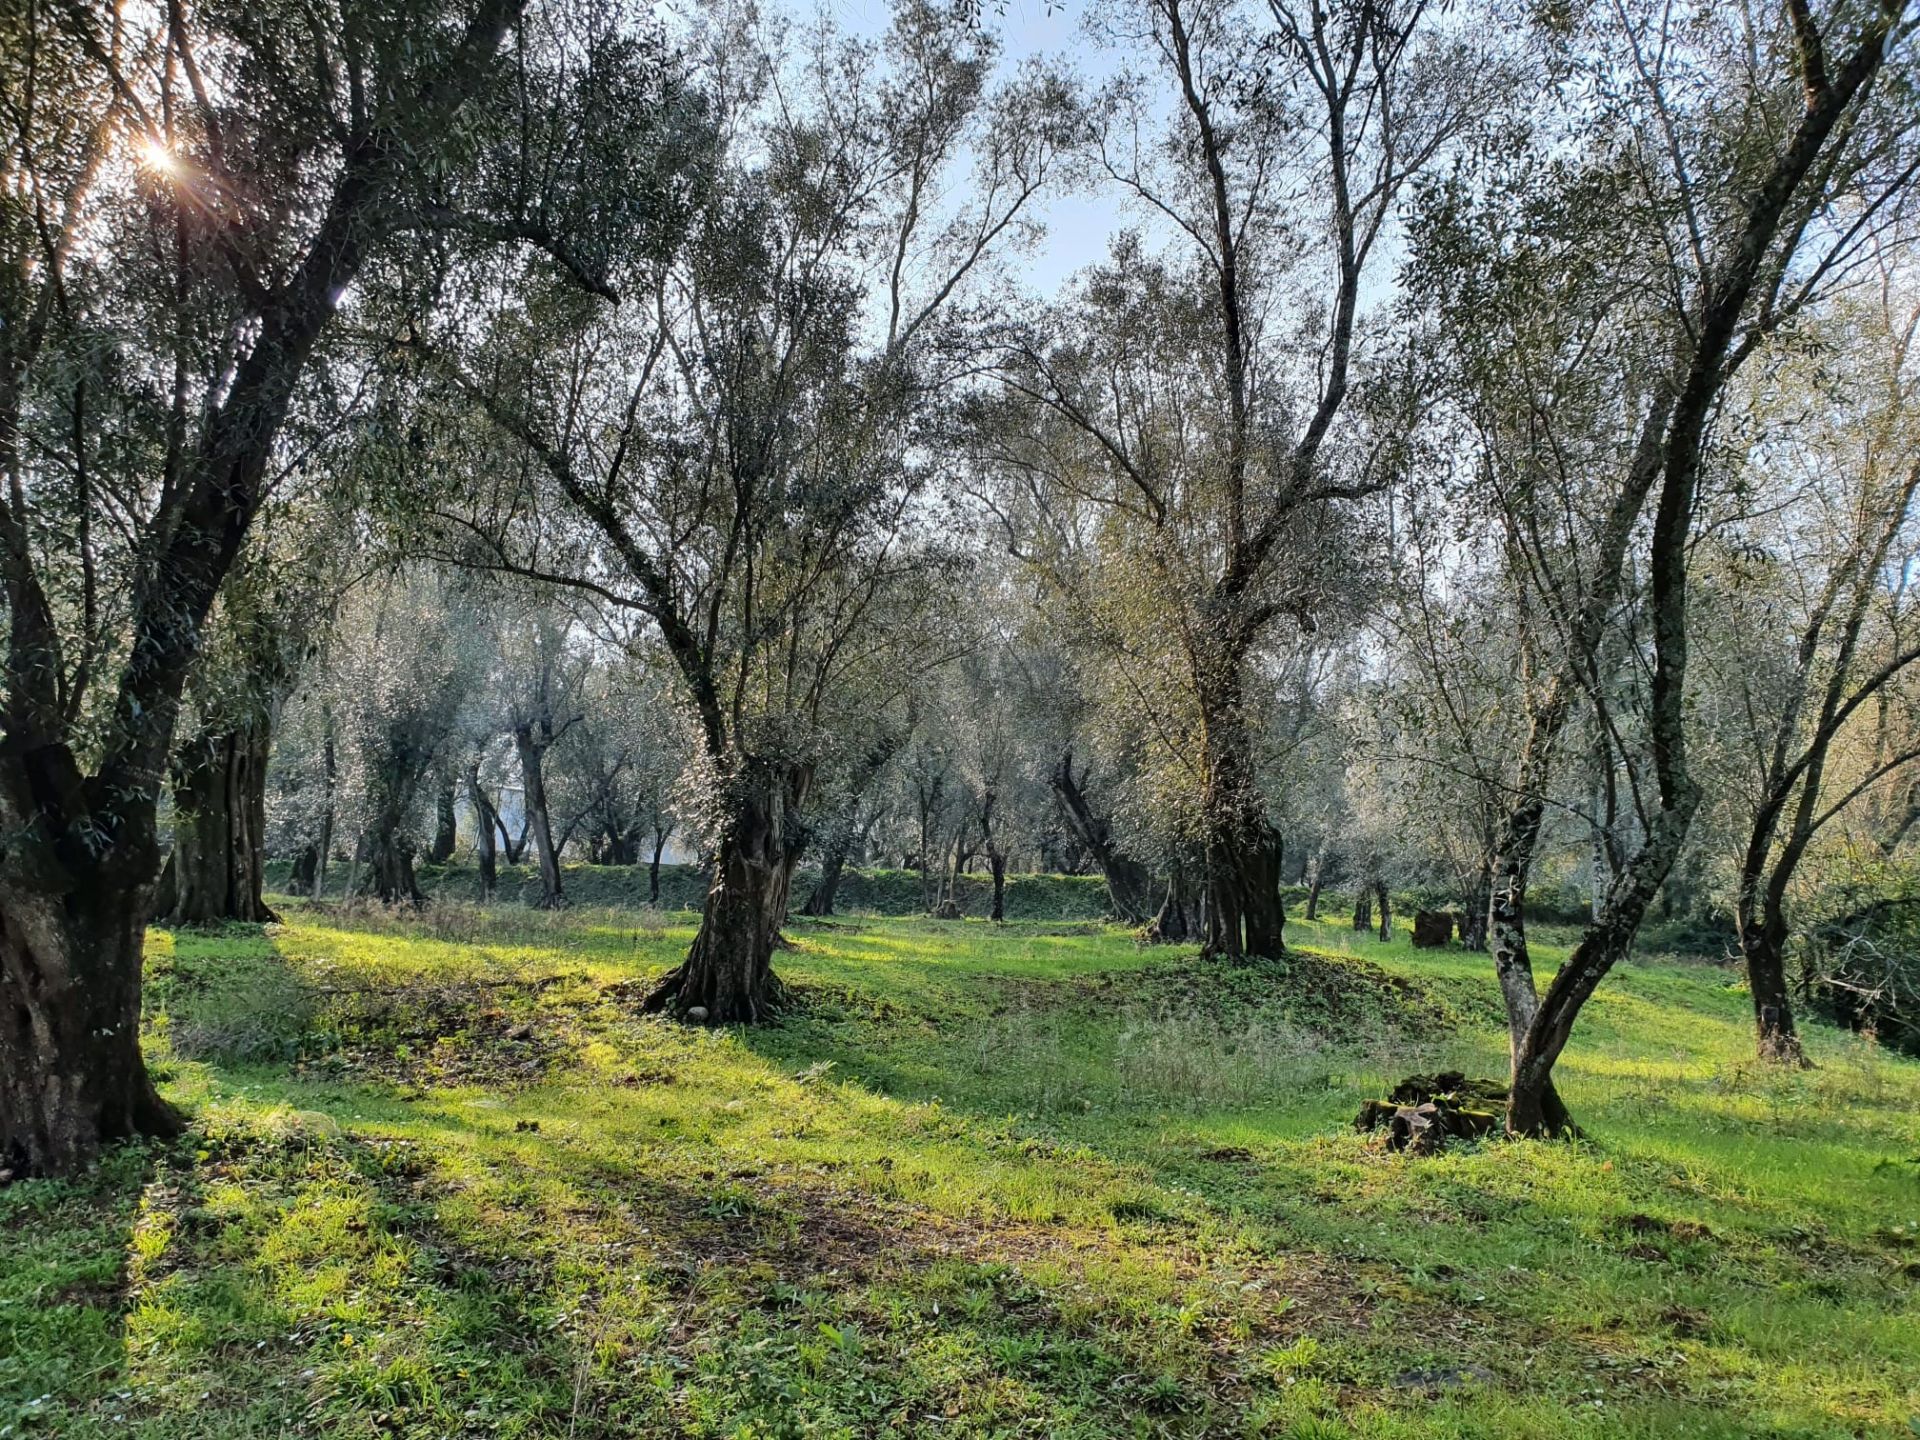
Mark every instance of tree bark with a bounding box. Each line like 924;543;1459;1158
1375;879;1391;943
514;723;565;908
1050;750;1153;923
466;763;499;900
645;758;810;1022
1303;849;1325;921
164;724;277;924
1737;880;1809;1065
0;883;183;1176
1459;862;1490;950
1195;648;1286;959
428;779;458;864
1352;889;1371;931
366;828;423;905
800;845;846;916
649;825;668;904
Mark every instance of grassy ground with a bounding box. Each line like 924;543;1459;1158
4;901;1918;1439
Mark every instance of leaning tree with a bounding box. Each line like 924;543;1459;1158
0;0;625;1174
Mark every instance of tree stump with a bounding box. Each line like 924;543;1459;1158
1354;1072;1507;1154
1411;909;1454;948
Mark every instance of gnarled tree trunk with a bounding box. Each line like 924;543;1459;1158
1;882;183;1175
165;724;277;924
645;758;810;1022
800;845;847;916
1196;650;1285;959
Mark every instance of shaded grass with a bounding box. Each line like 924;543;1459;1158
1;901;1916;1437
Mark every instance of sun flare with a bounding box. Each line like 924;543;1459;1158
136;135;178;175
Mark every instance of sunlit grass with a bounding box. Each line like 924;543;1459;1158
2;892;1916;1437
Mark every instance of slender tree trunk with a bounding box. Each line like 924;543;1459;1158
499;813;530;865
514;726;564;908
645;758;810;1022
1352;888;1371;932
1303;849;1324;921
649;826;668;904
1375;879;1391;942
314;727;337;898
1487;794;1570;1132
1459;862;1491;950
0;882;184;1175
988;846;1007;922
165;724;278;924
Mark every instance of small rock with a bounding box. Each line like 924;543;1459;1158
685;1005;710;1023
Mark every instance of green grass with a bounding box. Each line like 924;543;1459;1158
4;900;1918;1438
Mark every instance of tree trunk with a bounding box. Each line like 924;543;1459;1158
514;725;564;908
649;826;668;904
1486;796;1570;1133
1375;879;1391;942
800;845;846;916
1459;863;1490;950
0;884;184;1176
428;779;458;864
645;758;810;1022
366;828;422;905
1195;654;1285;959
1050;751;1153;923
164;725;277;925
313;728;337;898
500;814;530;866
988;847;1007;923
1738;887;1809;1065
1146;862;1201;943
1303;850;1324;921
1353;889;1371;931
290;843;320;896
466;764;499;900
